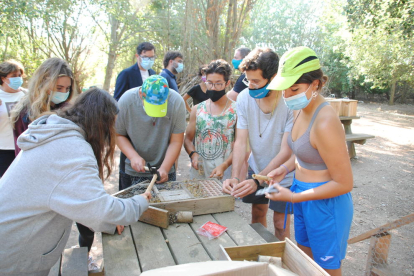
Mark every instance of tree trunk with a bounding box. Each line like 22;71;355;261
103;15;120;92
389;80;396;105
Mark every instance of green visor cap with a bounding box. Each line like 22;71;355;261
268;46;321;91
142;75;169;117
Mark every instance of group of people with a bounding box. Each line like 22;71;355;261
0;41;353;276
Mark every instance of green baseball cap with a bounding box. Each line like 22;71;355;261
268;46;321;91
141;75;169;117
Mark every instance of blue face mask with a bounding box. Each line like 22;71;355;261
248;81;271;99
282;85;315;110
51;91;70;104
232;59;242;70
175;62;184;73
6;77;23;90
140;59;154;70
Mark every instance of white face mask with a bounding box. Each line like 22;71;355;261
51;91;70;104
282;85;317;110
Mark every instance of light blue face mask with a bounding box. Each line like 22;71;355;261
232;59;242;70
282;85;315;110
51;91;70;104
140;58;155;70
175;62;184;73
6;77;23;90
248;81;271;99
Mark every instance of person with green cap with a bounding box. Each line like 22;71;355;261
264;46;353;275
116;75;186;189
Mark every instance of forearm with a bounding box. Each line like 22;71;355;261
185;101;192;113
160;140;182;172
116;135;141;160
294;180;352;203
184;136;196;155
231;139;247;178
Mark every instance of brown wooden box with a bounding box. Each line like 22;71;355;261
341;99;358;117
325;99;342;116
219;238;329;276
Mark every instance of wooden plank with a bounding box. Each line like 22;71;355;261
283;238;329;276
189;214;237;260
349;213;414;244
102;226;141;276
61;247;88;276
139;206;169;229
130;221;175;272
48;256;60;276
346;133;375;142
340;116;360;121
250;223;279;243
365;233;392;276
162;222;211;264
213;211;267;246
151;196;234;215
221;242;285;261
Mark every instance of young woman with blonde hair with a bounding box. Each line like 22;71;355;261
11;57;75;155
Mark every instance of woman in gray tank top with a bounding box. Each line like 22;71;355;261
264;47;354;276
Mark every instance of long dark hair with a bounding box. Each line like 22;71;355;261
58;88;119;181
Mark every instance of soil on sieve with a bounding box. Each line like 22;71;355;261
66;102;413;275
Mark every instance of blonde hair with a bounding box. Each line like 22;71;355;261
0;59;25;85
11;57;76;125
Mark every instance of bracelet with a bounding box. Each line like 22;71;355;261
291;192;295;203
280;164;289;174
233;177;240;183
253;179;261;188
189;151;198;159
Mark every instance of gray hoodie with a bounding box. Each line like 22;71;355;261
0;115;149;275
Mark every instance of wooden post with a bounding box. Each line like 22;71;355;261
365;232;391;276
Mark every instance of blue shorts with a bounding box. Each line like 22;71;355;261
291;178;353;270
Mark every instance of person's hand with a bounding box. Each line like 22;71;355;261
191;153;199;170
116;225;125;235
140;191;152;201
222;178;238;194
210;163;228;179
130;156;146;173
156;167;168;183
267;167;287;185
265;183;292;202
232;179;257;198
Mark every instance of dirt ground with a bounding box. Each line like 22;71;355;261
66;102;414;275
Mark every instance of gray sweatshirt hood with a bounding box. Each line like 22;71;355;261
18;114;86;151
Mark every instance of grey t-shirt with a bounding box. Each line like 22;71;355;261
116;87;186;177
236;89;294;187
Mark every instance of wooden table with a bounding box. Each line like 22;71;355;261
340;116;375;158
102;211;271;275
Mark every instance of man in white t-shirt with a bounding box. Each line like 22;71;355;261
222;48;294;241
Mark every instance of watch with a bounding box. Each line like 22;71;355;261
189;151;198;159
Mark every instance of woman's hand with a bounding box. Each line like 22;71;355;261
210;162;228;179
265;183;292;202
267;167;287;185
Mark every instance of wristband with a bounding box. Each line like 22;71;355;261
189;151;198;159
280;164;289;174
233;177;240;183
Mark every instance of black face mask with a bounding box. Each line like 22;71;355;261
206;89;226;102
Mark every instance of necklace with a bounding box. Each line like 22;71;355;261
209;97;229;116
258;96;278;138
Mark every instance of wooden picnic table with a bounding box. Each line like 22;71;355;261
340;116;375;159
102;211;274;276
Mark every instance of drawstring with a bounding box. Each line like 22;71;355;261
284;183;296;230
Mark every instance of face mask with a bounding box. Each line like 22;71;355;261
232;59;242;70
248;81;270;99
5;77;23;90
206;89;226;102
201;76;206;82
175;62;184;73
282;85;316;110
140;59;154;70
51;91;70;104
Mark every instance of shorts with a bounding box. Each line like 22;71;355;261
119;171;176;191
292;178;353;269
241;168;292;214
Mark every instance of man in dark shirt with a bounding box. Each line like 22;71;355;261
113;42;156;101
113;42;156;190
160;51;183;93
227;47;251;101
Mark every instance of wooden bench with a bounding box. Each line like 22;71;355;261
345;133;375;159
48;247;88;276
